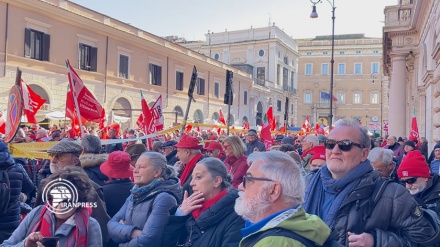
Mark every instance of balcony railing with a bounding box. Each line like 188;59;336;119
255;78;266;87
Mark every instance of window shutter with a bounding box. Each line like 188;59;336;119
79;43;85;69
90;47;98;72
42;33;50;61
157;66;162;86
149;63;153;84
24;28;31;57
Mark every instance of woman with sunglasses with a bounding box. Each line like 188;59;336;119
166;157;244;247
222;135;249;188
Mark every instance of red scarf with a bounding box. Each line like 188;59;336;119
191;189;228;219
180;153;204;185
31;204;92;247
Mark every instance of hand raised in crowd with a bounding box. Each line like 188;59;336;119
179;190;204;215
24;231;43;247
347;232;373;247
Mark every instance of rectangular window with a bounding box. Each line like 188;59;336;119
353;93;362;104
24;28;50;61
277;100;282;112
371;63;379;74
371;93;379;104
244;91;248;105
176;71;184;90
283;67;288;85
338;63;346;75
149;63;162;86
277;64;281;84
257;67;265;81
304;93;312;103
197;78;205;95
119;54;129;79
79;43;97;72
354;63;362;74
214;82;219;98
337;93;345;103
305;64;312;75
321;64;329;75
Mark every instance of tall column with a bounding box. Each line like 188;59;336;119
388;54;407;137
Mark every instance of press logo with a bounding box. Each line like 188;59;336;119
42;178;97;214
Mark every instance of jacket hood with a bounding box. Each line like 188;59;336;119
259;206;331;245
196;189;239;227
147;177;183;204
0;151;15;169
79;153;108;169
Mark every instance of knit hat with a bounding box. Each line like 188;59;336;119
310;152;326;164
397;137;404;142
100;151;133;179
47;140;83;157
246;129;258;137
397;150;430;178
281;136;294;145
403;140;416;150
81;134;102;154
434;142;440;151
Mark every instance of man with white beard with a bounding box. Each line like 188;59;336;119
397;150;440;217
234;151;332;247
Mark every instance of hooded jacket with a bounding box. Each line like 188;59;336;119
0;151;34;236
80;153;109;186
166;189;245;247
240;207;331;247
108;177;183;247
413;174;440;216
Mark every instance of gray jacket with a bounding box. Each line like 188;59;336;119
107;177;183;247
0;205;102;247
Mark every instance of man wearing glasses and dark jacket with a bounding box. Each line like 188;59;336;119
303;120;439;246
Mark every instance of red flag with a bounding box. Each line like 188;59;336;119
279;126;286;133
260;113;272;142
219;108;226;125
315;122;325;135
185;124;193;133
65;90;87;134
151;95;164;131
136;114;144;129
301;117;311;134
409;109;419;143
20;80;46;124
267;106;275;131
140;90;155;134
66;60;105;126
0;112;5;134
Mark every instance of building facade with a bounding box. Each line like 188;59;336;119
0;0;254;131
297;34;389;136
179;25;299;129
383;0;439;147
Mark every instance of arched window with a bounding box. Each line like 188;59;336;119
113;97;132;117
173;106;184;117
193;109;204;123
212;112;219;121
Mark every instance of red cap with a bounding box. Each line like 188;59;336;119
397;150;430;178
310;152;326;164
100;151;133;179
206;141;223;151
174;134;203;149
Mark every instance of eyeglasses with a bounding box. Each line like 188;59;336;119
243;175;273;188
324;139;364;152
400;177;418;185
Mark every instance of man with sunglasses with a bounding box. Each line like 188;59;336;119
398;150;440;216
303;120;438;246
235;151;332;247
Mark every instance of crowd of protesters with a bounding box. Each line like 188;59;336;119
1;121;440;246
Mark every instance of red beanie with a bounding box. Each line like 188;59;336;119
397;150;430;178
310;147;326;164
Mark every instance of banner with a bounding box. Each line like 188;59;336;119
20;80;46;123
151;95;164;131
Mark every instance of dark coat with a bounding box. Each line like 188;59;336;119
102;178;134;218
0;153;34;241
166;189;245;247
108;177;183;247
166;150;179;166
80;153;109;186
244;140;266;157
306;170;438;246
105;142;123;154
413;174;440;216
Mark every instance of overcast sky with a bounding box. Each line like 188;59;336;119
70;0;397;41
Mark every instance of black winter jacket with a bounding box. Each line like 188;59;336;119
0;152;35;231
307;170;438;246
413;174;440;216
166;150;179;166
80;153;109;186
102;178;134;218
167;189;245;247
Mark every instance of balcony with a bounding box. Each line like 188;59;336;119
255;78;266;87
312;103;337;109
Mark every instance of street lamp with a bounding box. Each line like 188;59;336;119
310;0;336;131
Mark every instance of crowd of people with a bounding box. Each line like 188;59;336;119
1;120;440;246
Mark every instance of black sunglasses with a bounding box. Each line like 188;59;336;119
243;175;273;188
325;139;364;152
400;177;418;185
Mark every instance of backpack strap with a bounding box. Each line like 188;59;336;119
361;178;391;230
243;227;317;247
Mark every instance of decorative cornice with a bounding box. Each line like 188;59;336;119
388;30;418;38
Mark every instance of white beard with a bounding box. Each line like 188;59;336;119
234;190;271;223
50;162;60;174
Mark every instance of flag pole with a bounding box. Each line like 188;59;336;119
181;66;197;134
66;60;84;138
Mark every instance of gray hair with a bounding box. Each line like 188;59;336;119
189;149;202;156
368;147;394;167
140;152;176;179
248;151;304;206
197;157;232;189
303;135;318;147
334;120;371;149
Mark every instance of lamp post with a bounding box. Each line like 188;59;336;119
310;0;335;131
